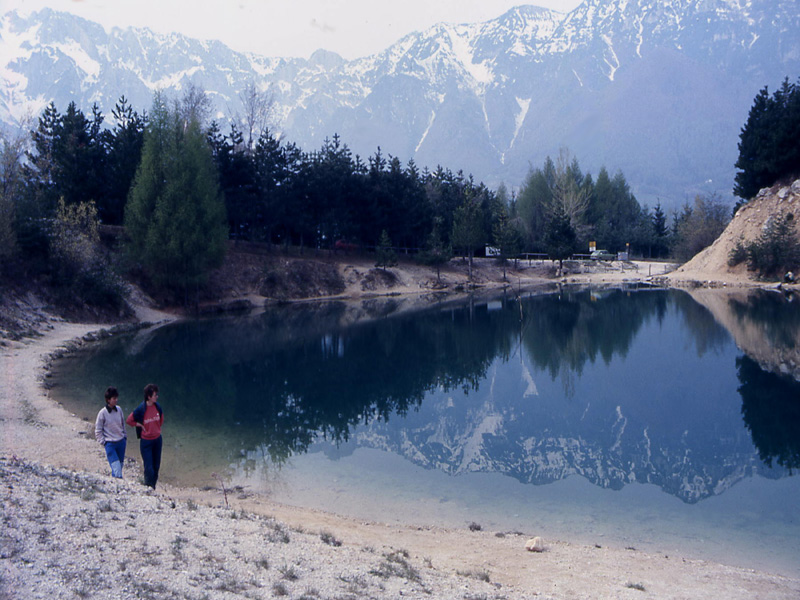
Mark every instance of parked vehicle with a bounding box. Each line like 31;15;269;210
590;249;615;261
334;239;358;252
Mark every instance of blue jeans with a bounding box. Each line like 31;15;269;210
140;436;163;488
104;438;127;478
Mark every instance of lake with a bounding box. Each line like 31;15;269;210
51;286;800;576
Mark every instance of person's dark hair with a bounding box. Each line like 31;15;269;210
104;386;118;402
144;383;159;401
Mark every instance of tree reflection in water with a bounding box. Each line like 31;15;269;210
52;287;799;498
738;355;800;471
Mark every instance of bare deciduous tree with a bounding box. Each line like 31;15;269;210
549;147;590;229
236;81;274;154
179;83;213;129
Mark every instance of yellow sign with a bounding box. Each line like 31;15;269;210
589;241;596;251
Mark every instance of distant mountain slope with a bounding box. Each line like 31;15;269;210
1;1;798;208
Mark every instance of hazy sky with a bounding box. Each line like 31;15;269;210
4;0;582;59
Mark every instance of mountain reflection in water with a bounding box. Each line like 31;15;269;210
52;287;799;505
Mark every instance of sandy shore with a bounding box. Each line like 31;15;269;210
3;266;800;599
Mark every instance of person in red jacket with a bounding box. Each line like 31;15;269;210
127;383;164;488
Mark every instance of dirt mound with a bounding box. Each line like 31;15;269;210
259;258;346;300
671;178;800;284
360;267;400;291
0;288;52;341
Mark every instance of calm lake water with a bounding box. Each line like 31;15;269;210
52;287;800;576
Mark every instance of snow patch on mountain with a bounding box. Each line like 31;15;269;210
602;34;620;80
56;41;101;80
510;96;530;150
446;28;493;85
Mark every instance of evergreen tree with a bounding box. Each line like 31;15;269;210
24;103;60;207
516;165;552;250
86;103;110;211
20;103;62;259
105;97;145;224
125;93;227;300
451;197;485;281
492;207;524;279
735;77;800;201
417;218;452;283
632;204;654;259
253;129;295;246
375;229;397;271
652;201;669;257
589;167;640;252
212;122;259;240
53;101;93;207
544;204;577;270
0;126;28;268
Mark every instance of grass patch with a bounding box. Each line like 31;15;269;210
267;522;291;544
457;568;490;583
279;565;300;581
320;530;342;547
369;549;420;582
338;573;369;594
625;582;646;591
171;534;188;558
215;575;247;594
272;582;289;596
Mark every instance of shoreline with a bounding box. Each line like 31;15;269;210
3;273;800;598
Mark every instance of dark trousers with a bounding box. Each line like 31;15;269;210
140;436;163;488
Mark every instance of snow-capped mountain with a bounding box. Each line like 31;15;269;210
1;1;798;207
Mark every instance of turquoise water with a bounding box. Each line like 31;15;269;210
52;287;800;575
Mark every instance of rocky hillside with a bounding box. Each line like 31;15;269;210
671;178;800;284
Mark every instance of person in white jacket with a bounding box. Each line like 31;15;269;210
94;386;127;478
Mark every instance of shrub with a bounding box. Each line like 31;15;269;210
320;531;342;547
50;199;127;309
672;194;729;262
369;550;420;582
746;214;800;279
728;239;749;267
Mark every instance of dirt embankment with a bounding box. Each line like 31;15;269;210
669;178;800;287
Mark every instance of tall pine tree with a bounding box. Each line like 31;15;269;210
735;77;800;201
125;92;227;300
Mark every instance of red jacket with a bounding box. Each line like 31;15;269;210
127;403;164;440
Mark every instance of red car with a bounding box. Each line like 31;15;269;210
335;240;358;252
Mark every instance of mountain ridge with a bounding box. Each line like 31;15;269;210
2;1;799;209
